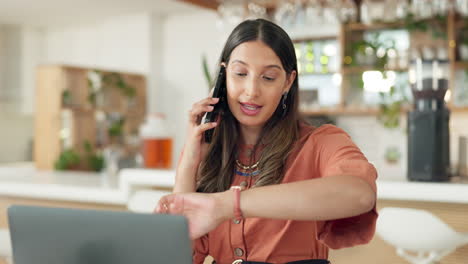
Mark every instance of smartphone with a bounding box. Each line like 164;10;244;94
204;65;227;143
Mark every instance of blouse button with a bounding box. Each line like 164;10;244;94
234;248;244;257
240;181;248;188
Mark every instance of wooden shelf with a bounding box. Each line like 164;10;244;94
62;105;144;116
293;36;337;43
454;62;468;70
344;21;405;31
301;107;380;116
62;106;94;113
344;16;447;32
35;65;147;171
342;66;408;74
299;72;337;76
178;0;218;10
300;105;426;116
455;19;468;28
451;106;468;112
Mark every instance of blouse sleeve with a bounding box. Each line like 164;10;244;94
312;125;378;250
193;235;209;264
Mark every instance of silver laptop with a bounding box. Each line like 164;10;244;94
8;205;192;264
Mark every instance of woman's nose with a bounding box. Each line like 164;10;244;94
244;77;260;98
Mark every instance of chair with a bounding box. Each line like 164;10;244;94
0;229;12;264
376;207;468;264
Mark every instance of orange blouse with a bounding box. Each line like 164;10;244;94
193;123;378;264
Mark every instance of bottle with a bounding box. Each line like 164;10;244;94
139;113;173;169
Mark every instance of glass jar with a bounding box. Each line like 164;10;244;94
139;113;173;169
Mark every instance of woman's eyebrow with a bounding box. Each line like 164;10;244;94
231;59;247;65
231;59;283;70
264;64;282;70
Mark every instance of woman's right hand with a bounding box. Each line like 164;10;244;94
181;97;220;168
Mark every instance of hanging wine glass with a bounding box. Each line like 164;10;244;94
294;0;307;28
217;0;245;30
337;0;358;23
274;0;297;29
305;0;323;26
432;0;453;15
456;0;468;16
411;0;434;19
322;0;340;25
246;1;268;20
395;0;410;20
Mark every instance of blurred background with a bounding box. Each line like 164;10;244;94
1;1;468;264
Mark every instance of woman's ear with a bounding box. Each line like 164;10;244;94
284;70;297;93
221;62;227;68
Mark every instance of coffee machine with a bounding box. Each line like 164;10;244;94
407;55;451;182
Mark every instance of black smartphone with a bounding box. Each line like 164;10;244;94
204;65;227;143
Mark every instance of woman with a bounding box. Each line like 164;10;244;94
155;18;377;264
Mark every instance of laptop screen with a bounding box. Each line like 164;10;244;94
8;205;192;264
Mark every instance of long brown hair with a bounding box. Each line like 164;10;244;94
197;19;302;193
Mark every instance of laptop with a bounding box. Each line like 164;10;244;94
8;205;192;264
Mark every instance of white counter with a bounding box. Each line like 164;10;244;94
0;164;124;205
0;163;175;206
1;163;467;205
377;178;468;204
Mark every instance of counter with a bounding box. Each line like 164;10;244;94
377;178;468;204
1;163;467;205
0;163;175;206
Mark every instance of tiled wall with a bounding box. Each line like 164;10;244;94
335;111;468;180
336;115;407;180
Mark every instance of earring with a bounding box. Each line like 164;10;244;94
282;93;288;109
282;93;288;116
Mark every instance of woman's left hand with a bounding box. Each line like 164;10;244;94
154;192;231;239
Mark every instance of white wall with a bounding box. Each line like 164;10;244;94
20;26;44;114
336;115;408;180
0;25;42;162
0;113;34;163
0;25;45;114
161;10;225;166
0;25;22;112
44;13;151;74
148;13;165;114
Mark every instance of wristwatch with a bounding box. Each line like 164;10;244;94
230;186;243;221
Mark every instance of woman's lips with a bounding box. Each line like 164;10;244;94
240;103;262;116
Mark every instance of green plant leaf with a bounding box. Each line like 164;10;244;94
202;54;213;90
54;149;80;170
81;140;105;172
88;155;105;172
108;118;125;138
62;90;72;106
84;140;92;153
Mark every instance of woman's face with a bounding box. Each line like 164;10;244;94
225;40;296;129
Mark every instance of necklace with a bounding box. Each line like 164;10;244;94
235;159;260;170
235;169;260;177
